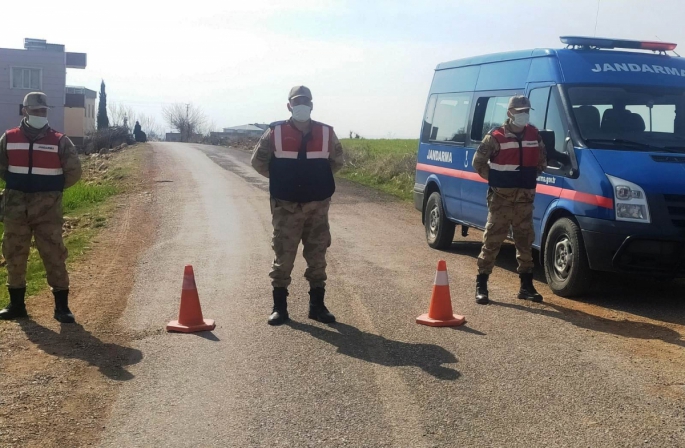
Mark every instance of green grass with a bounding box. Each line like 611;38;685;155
62;182;118;214
338;139;419;201
0;149;141;309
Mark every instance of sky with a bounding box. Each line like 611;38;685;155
3;0;685;138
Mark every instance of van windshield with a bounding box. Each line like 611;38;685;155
568;85;685;152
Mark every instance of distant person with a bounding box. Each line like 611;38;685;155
133;121;146;142
472;95;547;305
0;92;82;322
251;86;344;326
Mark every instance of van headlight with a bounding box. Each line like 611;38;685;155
607;175;651;223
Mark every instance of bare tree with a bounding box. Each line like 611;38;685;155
108;103;123;127
162;103;207;142
108;103;138;130
207;120;218;134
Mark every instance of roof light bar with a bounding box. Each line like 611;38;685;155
640;41;677;51
560;36;677;52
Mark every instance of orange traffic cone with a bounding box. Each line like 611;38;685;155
166;265;216;333
416;260;466;327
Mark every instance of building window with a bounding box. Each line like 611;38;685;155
11;68;42;90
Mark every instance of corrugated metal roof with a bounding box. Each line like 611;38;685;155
66;86;97;98
223;124;264;132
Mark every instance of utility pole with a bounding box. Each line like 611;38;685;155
185;103;190;142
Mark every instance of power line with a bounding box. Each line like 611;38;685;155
594;0;601;37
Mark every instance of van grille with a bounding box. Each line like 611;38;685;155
664;194;685;232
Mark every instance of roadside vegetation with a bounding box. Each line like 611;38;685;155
339;138;419;201
0;145;147;308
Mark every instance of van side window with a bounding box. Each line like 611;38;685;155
546;92;568;157
470;96;509;141
529;87;574;176
482;96;509;138
528;87;550;129
430;93;471;144
420;95;437;143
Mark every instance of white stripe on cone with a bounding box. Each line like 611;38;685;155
182;274;196;290
434;270;449;286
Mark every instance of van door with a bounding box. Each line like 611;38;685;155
422;92;472;221
528;85;573;244
461;91;521;227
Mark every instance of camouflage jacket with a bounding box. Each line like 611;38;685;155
251;120;345;178
472;120;547;203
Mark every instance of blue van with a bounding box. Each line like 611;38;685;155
414;36;685;297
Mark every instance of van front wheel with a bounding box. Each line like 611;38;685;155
544;217;591;297
425;192;455;249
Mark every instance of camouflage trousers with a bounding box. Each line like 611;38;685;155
1;190;69;290
477;189;535;275
270;198;331;289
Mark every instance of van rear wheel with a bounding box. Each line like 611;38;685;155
425;192;455;249
544;217;591;297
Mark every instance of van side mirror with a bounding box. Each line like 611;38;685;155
539;129;555;151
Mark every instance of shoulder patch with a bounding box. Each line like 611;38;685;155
488;126;504;136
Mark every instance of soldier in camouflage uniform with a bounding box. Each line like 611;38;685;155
0;92;82;323
472;95;547;305
252;86;344;326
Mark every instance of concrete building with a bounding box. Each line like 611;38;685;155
65;86;97;147
222;124;265;138
0;38;86;134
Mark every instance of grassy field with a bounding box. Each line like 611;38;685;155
338;139;419;201
0;147;145;309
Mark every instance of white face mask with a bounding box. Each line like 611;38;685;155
27;115;48;129
511;112;529;128
291;105;312;122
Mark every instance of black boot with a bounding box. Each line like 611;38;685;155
53;289;76;323
308;287;335;323
0;288;28;320
475;274;490;305
518;273;543;303
268;287;289;326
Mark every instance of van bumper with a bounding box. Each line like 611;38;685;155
577;217;685;277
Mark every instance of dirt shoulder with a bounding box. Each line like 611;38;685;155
0;144;157;448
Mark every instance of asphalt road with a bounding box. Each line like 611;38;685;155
99;142;685;447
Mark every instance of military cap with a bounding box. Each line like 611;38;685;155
23;92;51;109
289;86;313;101
508;95;533;111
